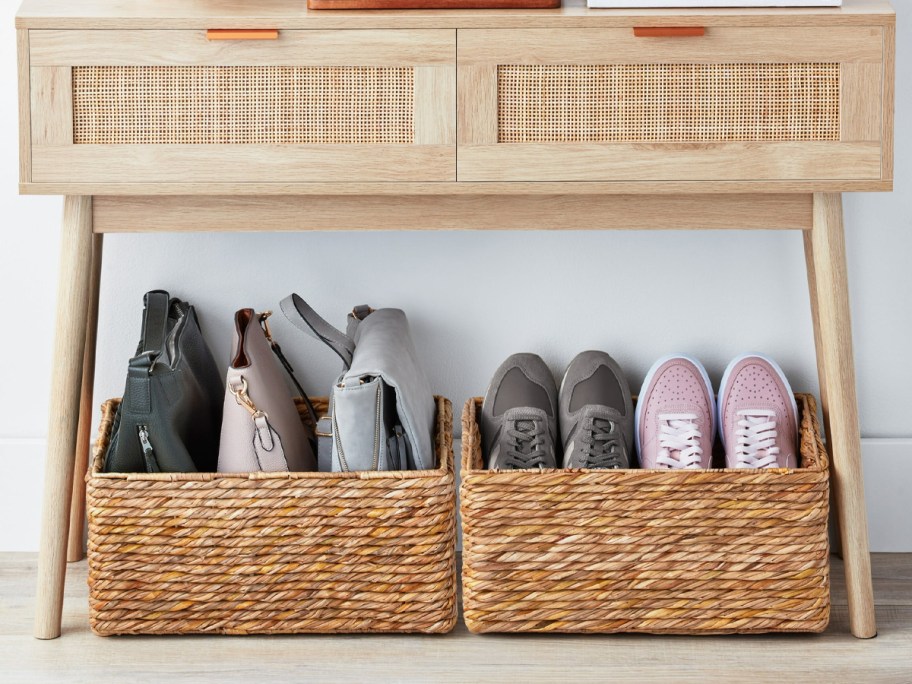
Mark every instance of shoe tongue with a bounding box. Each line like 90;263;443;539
503;406;548;425
514;419;536;436
739;407;777;421
662;403;704;418
580;404;621;426
738;410;779;461
580;407;626;465
658;414;699;465
503;407;547;455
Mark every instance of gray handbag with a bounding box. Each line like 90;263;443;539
280;294;435;472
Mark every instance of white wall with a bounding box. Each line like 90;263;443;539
1;0;909;551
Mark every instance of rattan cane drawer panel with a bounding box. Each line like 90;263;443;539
498;63;841;144
73;66;415;145
26;29;457;187
456;25;888;186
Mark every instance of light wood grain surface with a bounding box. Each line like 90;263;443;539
17;30;31;184
414;65;456;146
30;29;455;67
31;145;457;184
19;180;896;196
14;0;896;30
882;22;896;183
456;65;497;147
34;197;94;640
458;142;883;183
91;194;813;232
2;552;910;682
840;63;884;143
29;67;72;146
808;194;877;639
65;234;103;564
457;26;884;65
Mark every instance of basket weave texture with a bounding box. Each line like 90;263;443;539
460;393;829;634
73;66;415;145
87;396;456;636
498;63;840;143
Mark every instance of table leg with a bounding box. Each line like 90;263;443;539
66;233;103;563
803;225;845;559
35;196;94;640
805;192;876;639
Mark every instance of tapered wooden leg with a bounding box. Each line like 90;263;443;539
35;197;94;639
66;233;103;563
806;192;876;639
803;226;844;559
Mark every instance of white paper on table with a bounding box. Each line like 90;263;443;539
587;1;842;7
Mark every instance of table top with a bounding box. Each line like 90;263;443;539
15;0;895;30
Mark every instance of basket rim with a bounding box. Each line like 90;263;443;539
461;392;827;476
91;395;454;482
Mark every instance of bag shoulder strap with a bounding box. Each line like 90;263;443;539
280;294;355;370
268;336;320;428
139;290;172;355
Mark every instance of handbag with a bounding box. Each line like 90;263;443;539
104;290;223;473
280;294;436;472
218;309;318;473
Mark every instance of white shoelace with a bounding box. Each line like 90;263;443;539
657;413;703;469
734;409;780;468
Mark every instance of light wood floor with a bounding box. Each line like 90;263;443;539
1;553;910;683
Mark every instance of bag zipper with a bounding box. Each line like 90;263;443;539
137;425;153;453
137;425;160;473
372;382;381;471
394;425;408;471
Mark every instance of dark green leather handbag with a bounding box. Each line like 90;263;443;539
104;290;223;473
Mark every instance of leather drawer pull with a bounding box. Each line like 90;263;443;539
206;29;280;40
633;27;706;38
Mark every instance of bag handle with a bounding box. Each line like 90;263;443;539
139;290;172;355
280;294;356;371
259;312;319;429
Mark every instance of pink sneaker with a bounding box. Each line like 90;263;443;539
635;355;715;469
717;353;799;469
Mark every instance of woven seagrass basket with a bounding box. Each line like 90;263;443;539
87;396;457;636
460;393;829;634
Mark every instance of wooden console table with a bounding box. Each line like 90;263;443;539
16;0;894;640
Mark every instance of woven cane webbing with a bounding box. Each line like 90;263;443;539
460;393;830;634
498;63;840;143
73;66;415;144
86;396;457;636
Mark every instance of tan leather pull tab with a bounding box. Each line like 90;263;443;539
633;27;706;38
206;29;279;41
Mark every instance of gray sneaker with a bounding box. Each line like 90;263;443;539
559;351;634;469
480;353;558;470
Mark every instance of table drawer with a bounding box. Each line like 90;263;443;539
26;29;455;186
457;26;890;184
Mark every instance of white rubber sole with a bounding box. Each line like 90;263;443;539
634;353;716;462
716;352;799;452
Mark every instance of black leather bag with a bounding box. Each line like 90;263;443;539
104;291;224;473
